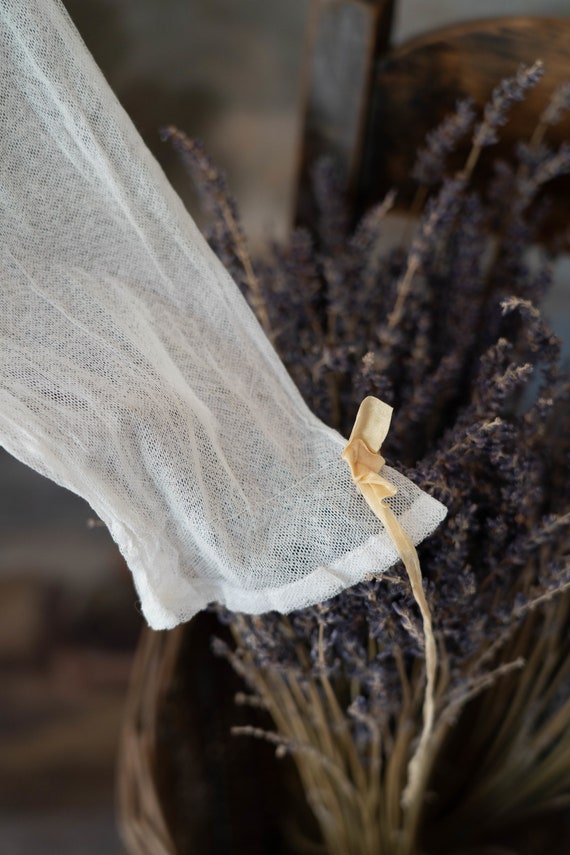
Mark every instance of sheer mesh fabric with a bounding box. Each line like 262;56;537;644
0;0;446;628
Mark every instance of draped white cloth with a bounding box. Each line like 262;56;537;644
0;0;446;629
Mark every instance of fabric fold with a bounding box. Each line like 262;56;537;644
0;0;447;629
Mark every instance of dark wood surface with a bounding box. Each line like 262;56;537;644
360;17;570;217
296;12;570;230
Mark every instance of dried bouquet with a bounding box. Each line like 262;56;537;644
3;3;569;852
164;61;570;854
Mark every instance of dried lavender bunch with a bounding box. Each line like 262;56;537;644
468;61;544;166
171;71;570;854
411;97;476;186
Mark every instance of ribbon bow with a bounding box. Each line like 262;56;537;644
341;397;419;563
342;396;437;808
341;396;397;509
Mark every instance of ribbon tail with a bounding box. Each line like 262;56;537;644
360;483;437;811
378;500;437;809
343;396;440;810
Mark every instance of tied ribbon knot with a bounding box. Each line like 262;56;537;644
341;397;413;557
342;396;437;809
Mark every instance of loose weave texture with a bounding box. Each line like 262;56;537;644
0;0;447;629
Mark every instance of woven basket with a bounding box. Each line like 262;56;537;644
117;613;312;855
117;624;182;855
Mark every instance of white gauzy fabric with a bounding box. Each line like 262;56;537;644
0;0;447;629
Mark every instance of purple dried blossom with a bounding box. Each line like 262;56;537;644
540;80;570;128
408;174;467;268
412;97;476;185
185;63;570;852
472;61;544;149
531;140;570;186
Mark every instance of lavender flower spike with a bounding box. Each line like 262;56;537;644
472;60;544;149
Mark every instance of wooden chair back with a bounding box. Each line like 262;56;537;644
296;3;570;232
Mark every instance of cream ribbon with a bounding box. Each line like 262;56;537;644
342;396;437;808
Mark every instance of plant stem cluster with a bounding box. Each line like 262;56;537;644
171;67;570;853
